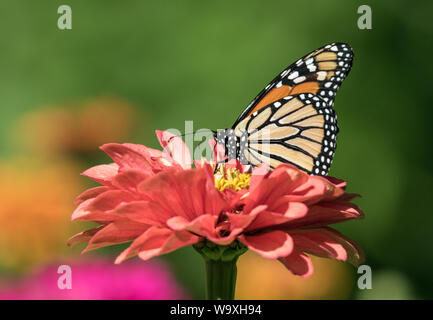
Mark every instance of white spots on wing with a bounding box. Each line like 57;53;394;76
305;58;314;65
276;80;283;88
307;64;317;72
316;71;327;81
280;69;290;77
293;76;306;84
288;71;299;80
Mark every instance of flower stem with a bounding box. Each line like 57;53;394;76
193;240;247;300
205;258;238;300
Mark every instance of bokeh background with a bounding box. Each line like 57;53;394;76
0;0;432;299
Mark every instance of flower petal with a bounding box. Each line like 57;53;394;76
198;206;263;245
111;201;168;226
209;139;226;163
238;231;293;259
246;202;308;231
244;164;308;212
100;143;153;172
115;227;199;263
72;189;138;222
87;189;137;212
248;163;270;193
115;227;172;263
71;199;120;222
284;200;363;229
320;227;365;266
150;229;200;259
81;163;118;186
291;230;348;261
279;249;314;278
156;130;192;169
74;186;109;206
138;167;227;220
285;176;326;204
290;176;345;205
82;221;150;253
325;176;347;190
227;205;267;231
166;214;218;239
67;226;105;247
111;169;152;192
123;143;163;159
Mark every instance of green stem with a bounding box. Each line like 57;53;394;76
194;240;247;300
205;258;238;300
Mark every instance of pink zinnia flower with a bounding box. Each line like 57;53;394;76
0;258;186;300
69;130;364;278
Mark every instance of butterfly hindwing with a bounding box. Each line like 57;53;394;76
233;42;353;128
233;93;338;175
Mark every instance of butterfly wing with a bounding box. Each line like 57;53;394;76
233;93;338;175
233;42;353;128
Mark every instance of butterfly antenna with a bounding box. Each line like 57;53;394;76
167;129;215;143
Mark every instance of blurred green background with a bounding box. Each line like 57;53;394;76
0;0;432;299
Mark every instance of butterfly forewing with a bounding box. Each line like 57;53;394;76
233;93;337;175
233;42;353;128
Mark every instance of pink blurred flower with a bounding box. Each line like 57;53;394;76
0;259;186;300
69;130;364;278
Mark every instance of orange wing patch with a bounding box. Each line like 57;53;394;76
246;82;320;117
247;85;293;116
289;81;320;95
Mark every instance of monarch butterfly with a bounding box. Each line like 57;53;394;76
214;42;353;175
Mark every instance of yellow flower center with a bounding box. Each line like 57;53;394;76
215;166;251;191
